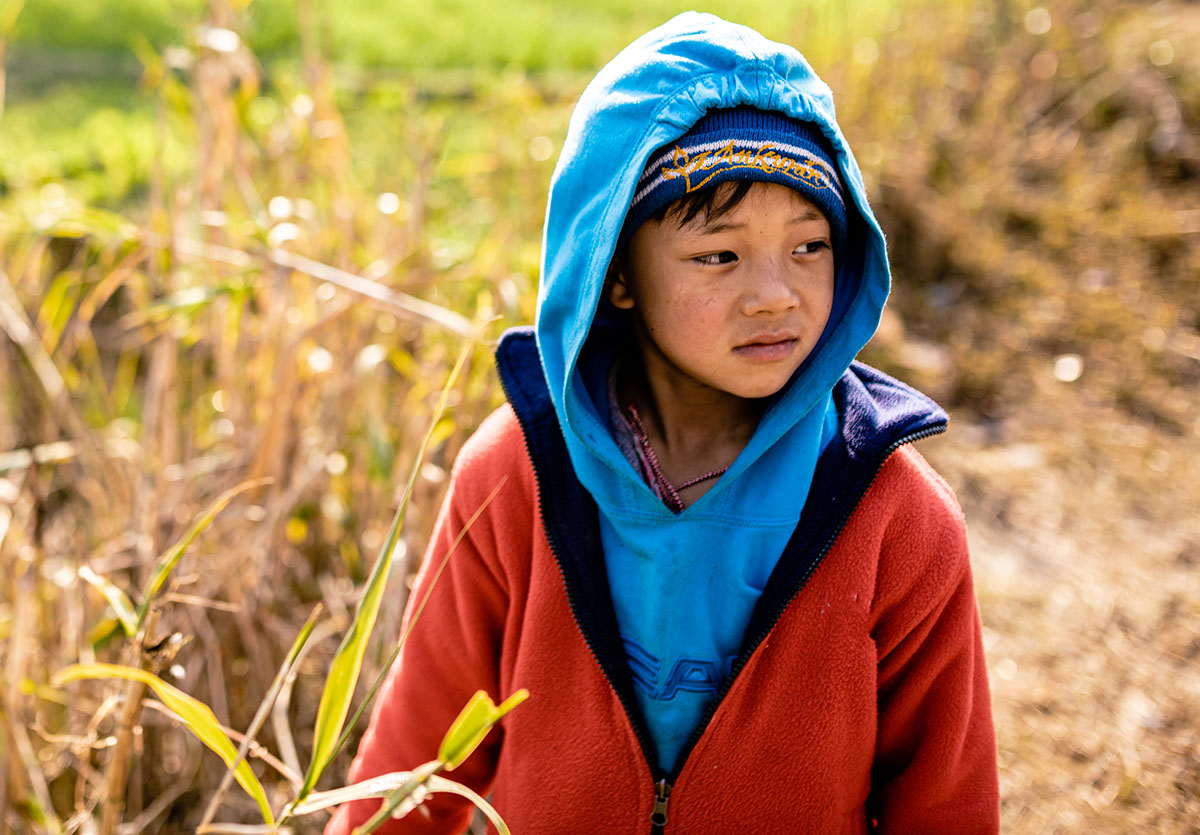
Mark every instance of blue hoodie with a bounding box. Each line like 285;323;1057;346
532;13;892;773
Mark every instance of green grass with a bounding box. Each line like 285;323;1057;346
11;0;899;71
3;0;911;209
0;79;193;208
8;0;201;51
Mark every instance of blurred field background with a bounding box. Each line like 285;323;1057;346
0;0;1197;831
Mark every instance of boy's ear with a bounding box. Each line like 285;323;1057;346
606;258;636;310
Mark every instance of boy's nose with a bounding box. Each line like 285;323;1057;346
742;260;798;315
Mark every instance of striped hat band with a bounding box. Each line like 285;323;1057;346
620;106;849;254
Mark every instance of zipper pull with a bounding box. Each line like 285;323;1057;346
650;778;671;831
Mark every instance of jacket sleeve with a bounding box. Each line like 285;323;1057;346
867;449;1000;832
324;416;522;835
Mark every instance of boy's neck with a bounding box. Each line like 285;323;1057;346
620;352;765;485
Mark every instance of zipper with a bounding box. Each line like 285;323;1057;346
650;778;671;834
498;338;946;833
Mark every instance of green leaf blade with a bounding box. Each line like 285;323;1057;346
438;689;528;770
136;477;270;632
77;565;138;637
288;767;510;835
298;337;475;800
53;663;275;825
300;577;387;797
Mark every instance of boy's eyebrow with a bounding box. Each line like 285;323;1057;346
697;206;826;234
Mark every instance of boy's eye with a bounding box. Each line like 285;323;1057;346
694;251;737;265
795;240;830;256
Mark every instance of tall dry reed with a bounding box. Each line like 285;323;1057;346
0;0;542;829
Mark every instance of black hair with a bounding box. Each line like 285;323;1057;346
647;179;756;229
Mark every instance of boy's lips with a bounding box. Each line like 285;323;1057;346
732;333;799;361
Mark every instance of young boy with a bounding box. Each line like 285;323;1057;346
328;12;999;834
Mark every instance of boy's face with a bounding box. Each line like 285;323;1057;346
609;181;836;403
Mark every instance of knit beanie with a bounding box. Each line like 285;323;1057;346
620;106;849;254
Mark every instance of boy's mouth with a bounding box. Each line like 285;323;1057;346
732;334;799;361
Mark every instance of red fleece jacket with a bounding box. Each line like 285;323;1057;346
325;404;999;833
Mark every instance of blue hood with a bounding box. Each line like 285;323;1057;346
535;12;890;502
529;13;894;774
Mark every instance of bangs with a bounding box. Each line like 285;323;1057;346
650;180;756;229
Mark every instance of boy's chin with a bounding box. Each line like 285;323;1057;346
718;377;795;402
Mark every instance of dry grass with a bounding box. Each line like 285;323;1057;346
849;2;1200;828
926;400;1199;832
0;12;521;829
0;0;1197;831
